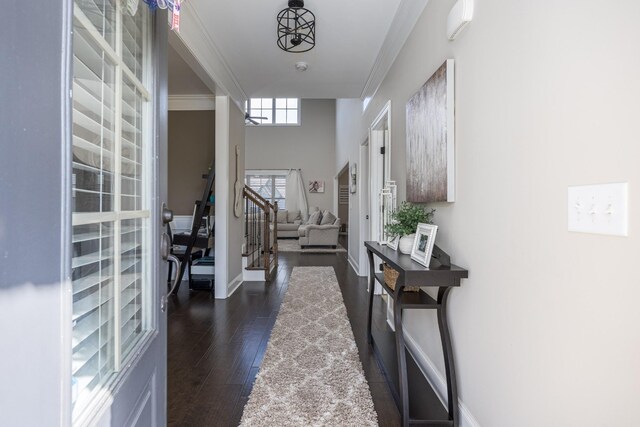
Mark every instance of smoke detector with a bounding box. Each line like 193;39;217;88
295;61;309;72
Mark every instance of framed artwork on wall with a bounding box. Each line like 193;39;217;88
406;59;455;203
308;180;325;193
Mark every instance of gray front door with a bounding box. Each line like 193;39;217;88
0;2;169;426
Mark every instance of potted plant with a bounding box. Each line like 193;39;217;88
386;202;435;254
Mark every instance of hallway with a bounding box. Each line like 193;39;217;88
167;252;400;426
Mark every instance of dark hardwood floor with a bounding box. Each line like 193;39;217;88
167;251;400;427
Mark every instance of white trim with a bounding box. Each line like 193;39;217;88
347;252;361;276
168;95;216;111
361;0;430;111
404;330;482;427
227;273;244;297
358;139;370;278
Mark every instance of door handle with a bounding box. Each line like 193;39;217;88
160;204;181;308
162;203;174;225
166;254;182;296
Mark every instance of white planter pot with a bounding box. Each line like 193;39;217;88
398;234;415;254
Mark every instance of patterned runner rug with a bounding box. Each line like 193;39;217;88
239;266;378;427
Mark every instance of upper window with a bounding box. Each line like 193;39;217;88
247;98;300;125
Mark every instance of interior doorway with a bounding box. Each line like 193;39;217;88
336;163;350;250
166;38;216;291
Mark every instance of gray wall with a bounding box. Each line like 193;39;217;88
168;110;215;215
214;96;245;298
336;100;366;265
336;0;640;425
0;1;70;425
246;99;337;211
228;103;245;283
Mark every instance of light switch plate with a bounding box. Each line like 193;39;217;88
568;183;628;236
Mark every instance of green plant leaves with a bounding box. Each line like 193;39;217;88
385;202;435;237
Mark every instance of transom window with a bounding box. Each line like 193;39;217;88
247;98;300;125
246;174;287;209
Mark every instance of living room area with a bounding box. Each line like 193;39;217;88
245;98;347;255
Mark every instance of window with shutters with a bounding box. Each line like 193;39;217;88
70;1;153;423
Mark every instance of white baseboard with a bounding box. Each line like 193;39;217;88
347;252;360;276
242;256;267;282
172;215;192;234
403;330;481;427
227;273;243;297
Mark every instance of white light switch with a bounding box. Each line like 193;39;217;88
568;183;628;236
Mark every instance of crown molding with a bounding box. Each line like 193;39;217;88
174;2;247;107
168;94;216;111
360;0;430;109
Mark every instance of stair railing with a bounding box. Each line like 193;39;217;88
243;185;278;280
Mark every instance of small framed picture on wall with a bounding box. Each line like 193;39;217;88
411;223;438;268
309;180;325;193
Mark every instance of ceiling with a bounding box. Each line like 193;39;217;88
187;0;405;99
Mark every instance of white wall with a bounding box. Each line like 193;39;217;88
336;1;640;426
246;99;336;212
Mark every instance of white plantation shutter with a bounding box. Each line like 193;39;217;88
71;0;152;422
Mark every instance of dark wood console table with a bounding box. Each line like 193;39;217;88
365;241;468;427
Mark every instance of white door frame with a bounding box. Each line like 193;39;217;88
358;140;370;277
368;101;392;294
369;101;392;246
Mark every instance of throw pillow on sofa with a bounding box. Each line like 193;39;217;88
287;210;301;223
307;210;322;225
277;210;288;224
320;210;336;225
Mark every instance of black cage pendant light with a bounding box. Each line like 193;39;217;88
277;0;316;53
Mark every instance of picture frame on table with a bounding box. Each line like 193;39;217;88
387;235;400;251
411;223;438;268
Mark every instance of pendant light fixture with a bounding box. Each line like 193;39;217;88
277;0;316;53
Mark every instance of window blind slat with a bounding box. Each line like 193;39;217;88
72;284;113;321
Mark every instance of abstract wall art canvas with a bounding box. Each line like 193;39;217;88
406;59;455;203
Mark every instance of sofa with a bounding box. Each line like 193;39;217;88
298;209;341;248
275;209;303;238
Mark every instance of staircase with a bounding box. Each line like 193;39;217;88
242;185;278;281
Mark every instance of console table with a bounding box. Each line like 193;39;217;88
365;241;468;427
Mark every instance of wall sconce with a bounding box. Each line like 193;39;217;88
350;163;357;193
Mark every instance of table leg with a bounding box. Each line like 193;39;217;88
366;249;375;344
438;286;459;426
394;286;409;427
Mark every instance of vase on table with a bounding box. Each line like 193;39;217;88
398;234;415;254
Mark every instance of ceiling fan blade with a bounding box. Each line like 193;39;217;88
244;112;267;125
